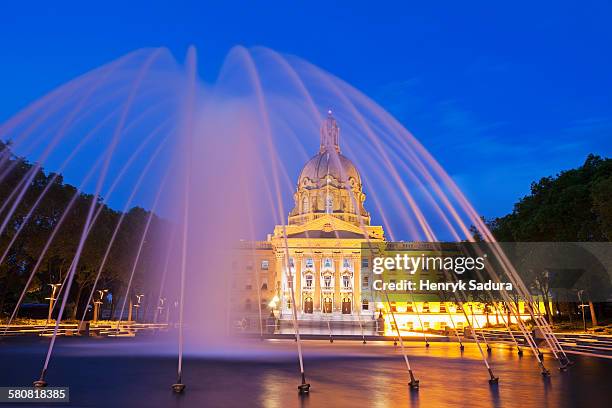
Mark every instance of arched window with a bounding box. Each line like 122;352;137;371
302;196;310;213
325;195;333;213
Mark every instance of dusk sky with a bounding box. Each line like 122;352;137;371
1;1;611;219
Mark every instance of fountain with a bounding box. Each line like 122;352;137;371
0;45;570;399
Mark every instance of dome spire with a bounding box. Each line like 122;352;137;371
320;110;340;153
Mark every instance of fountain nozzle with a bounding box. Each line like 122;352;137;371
298;372;311;395
487;368;499;385
172;375;185;393
408;370;419;390
33;369;47;388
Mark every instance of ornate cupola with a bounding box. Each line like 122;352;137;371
320;110;340;153
288;111;371;227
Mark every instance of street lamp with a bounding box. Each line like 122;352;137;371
93;289;108;323
267;295;281;334
45;283;62;324
134;294;144;322
154;297;166;324
577;290;587;332
268;295;280;317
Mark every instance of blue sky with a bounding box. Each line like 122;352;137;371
1;0;611;219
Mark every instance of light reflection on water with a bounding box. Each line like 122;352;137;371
1;338;609;407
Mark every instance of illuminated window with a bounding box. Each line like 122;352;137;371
390;302;397;312
323;258;332;269
362;300;369;310
305;258;314;268
261;260;269;270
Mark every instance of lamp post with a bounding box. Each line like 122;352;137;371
154;297;166;324
134;294;144;322
267;295;280;334
45;283;62;324
93;289;108;323
578;290;587;332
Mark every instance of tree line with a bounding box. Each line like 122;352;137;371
486;154;612;326
0;141;168;322
488;154;612;242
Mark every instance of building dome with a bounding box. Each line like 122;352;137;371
298;151;361;188
297;111;361;188
289;111;370;226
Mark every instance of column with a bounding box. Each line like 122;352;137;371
314;254;322;311
275;252;285;311
333;255;341;311
294;254;302;313
352;254;361;313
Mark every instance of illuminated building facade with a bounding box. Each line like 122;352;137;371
234;113;535;334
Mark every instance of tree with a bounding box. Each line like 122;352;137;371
0;140;169;322
487;154;612;326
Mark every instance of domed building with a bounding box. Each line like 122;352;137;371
268;112;384;328
288;112;372;229
232;112;533;336
232;112;386;334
